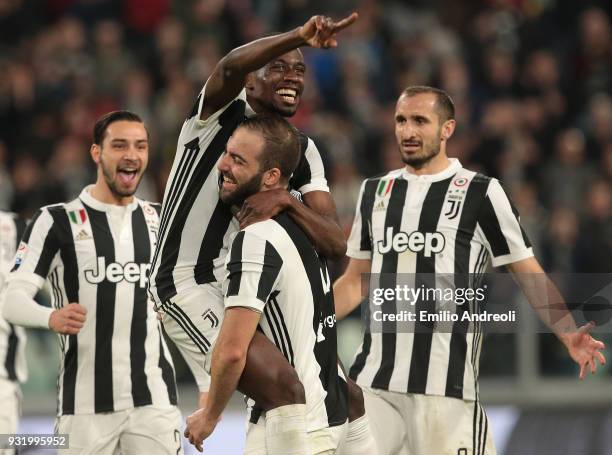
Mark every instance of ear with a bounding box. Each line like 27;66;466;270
90;144;101;164
440;119;456;142
262;168;282;188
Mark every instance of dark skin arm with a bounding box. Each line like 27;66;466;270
237;189;347;259
201;13;359;121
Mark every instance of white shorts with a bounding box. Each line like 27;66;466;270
244;420;348;455
362;387;497;455
159;283;225;392
55;405;183;455
0;378;21;454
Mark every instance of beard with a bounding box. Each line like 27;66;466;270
100;159;141;198
399;130;442;169
220;171;264;207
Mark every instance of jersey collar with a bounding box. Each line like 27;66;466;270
79;185;139;212
401;158;462;182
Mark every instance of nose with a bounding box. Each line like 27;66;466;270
218;153;230;172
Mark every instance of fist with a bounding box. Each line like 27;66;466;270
49;303;87;335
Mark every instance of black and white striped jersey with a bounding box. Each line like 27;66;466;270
225;213;348;431
0;211;27;383
8;188;177;415
347;159;533;401
148;84;329;306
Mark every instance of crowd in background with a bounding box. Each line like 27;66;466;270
0;0;611;379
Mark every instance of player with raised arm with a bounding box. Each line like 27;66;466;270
333;86;606;454
185;114;348;454
149;11;377;455
3;111;181;455
0;211;27;454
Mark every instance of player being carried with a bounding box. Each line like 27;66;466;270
148;10;377;455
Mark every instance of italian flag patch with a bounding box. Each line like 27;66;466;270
69;209;87;225
377;178;395;197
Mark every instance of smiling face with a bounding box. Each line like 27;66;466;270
246;49;306;117
92;120;149;199
218;127;267;207
395;93;452;168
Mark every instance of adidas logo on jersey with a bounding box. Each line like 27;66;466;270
377;227;445;257
373;200;386;212
84;257;150;288
74;230;91;241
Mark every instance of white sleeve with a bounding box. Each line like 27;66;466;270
2;279;52;329
291;138;329;195
224;229;282;313
476;179;534;267
347;180;373;260
191;78;247;129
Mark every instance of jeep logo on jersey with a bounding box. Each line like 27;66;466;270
84;257;150;288
377;227;445;257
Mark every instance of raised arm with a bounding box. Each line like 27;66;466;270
201;12;359;120
507;256;606;379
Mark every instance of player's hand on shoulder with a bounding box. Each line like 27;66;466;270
299;12;359;49
237;188;291;229
49;303;87;335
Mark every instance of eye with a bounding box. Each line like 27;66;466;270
271;63;287;72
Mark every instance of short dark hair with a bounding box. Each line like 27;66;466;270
238;114;300;181
401;86;455;123
93;110;145;145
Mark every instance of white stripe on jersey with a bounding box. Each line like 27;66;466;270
347;159;533;401
149;83;330;306
0;211;27;383
8;188;177;415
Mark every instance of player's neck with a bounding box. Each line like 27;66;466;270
404;151;451;176
90;181;134;206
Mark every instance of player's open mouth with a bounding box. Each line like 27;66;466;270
401;140;421;150
276;88;298;104
117;168;139;185
222;174;237;189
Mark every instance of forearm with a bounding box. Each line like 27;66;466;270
219;29;305;84
205;349;247;421
333;274;363;320
2;280;52;328
286;196;346;259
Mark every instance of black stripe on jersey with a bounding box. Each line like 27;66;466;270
47;206;79;414
150;203;162;217
407;177;453;394
130;208;153;407
478;196;510;257
372;179;409;390
477;404;484;455
4;325;18;381
20;209;43;244
50;269;62;309
510;201;532;248
266;293;294;367
14;216;26;248
226;231;245;296
194;200;233;284
274;213;348;427
287;133;311;191
360;180;378;252
166;304;211;353
152;139;200;290
257;242;283;301
446;175;490;398
85;206;116;413
348;300;371;381
481;406;489;455
155;100;246;300
157;324;178;405
472;402;478;455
